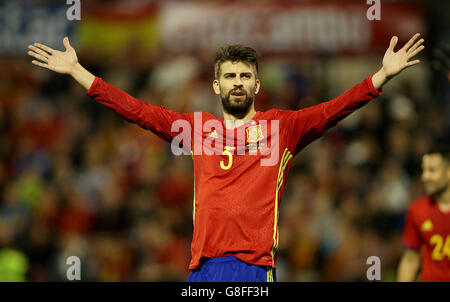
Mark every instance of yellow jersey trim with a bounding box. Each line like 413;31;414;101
271;148;292;267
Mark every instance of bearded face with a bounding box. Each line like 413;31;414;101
421;154;450;197
220;85;254;115
213;61;260;115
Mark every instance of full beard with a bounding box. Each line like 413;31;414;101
221;91;254;115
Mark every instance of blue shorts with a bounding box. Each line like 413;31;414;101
188;256;276;282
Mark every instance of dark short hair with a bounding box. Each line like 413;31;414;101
426;145;450;163
214;44;259;79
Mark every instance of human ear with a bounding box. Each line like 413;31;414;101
255;79;260;94
213;79;220;95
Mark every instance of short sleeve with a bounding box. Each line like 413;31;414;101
402;206;422;250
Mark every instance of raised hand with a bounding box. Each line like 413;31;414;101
27;37;95;90
382;33;424;79
28;37;78;75
372;33;425;89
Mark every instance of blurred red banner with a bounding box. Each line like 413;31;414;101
158;1;425;55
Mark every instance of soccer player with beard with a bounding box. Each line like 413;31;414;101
398;148;450;282
28;34;424;282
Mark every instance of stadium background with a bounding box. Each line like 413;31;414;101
0;0;449;281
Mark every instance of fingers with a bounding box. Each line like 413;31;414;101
405;59;420;68
407;38;425;57
388;36;398;51
408;44;425;59
63;36;73;51
28;49;48;63
31;60;49;69
402;33;421;52
28;45;50;59
33;42;55;55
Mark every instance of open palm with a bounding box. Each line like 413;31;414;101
28;37;78;74
382;33;424;78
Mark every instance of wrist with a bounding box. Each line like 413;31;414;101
69;62;82;77
70;62;96;90
372;67;388;90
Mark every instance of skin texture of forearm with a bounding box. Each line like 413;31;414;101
397;252;420;282
70;63;96;91
371;67;388;90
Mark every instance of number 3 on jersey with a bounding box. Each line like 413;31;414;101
430;234;450;261
220;146;236;170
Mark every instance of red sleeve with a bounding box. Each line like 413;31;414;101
86;77;193;146
282;75;382;155
402;204;422;250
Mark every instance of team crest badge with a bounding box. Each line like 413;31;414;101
206;130;218;138
246;125;264;143
421;219;433;232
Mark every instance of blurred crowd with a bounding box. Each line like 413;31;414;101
0;36;449;281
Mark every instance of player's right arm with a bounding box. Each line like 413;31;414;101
28;37;95;90
397;249;420;282
27;37;193;145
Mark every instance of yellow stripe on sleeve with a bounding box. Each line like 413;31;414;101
271;148;292;267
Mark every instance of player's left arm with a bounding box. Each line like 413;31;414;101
286;34;425;154
372;33;424;90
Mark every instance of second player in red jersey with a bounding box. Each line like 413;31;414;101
398;149;450;282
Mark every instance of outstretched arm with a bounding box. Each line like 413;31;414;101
27;37;95;90
287;34;424;155
372;33;425;90
28;37;193;146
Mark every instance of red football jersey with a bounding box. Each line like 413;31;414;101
402;196;450;282
87;75;381;269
